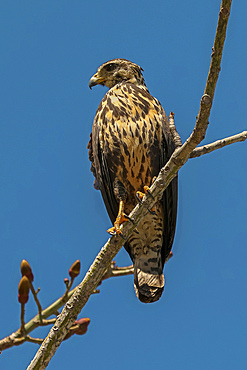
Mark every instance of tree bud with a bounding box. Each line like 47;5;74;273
20;259;34;281
75;318;90;335
18;276;30;304
69;260;81;279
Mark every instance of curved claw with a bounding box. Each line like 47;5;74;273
136;191;143;203
107;227;127;241
136;186;154;202
124;214;134;224
147;208;156;215
119;232;127;240
143;186;155;200
107;227;117;236
136;189;156;215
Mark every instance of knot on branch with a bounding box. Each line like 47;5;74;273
220;6;230;19
201;94;211;105
172;156;186;168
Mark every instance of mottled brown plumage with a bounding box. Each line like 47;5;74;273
88;59;177;303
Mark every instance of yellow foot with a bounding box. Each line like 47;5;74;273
137;185;154;199
107;213;129;235
136;190;145;201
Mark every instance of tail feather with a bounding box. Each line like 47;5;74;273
134;268;165;303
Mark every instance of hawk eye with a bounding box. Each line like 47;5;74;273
105;63;116;72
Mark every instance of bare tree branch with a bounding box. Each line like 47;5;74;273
0;290;73;352
0;263;133;352
26;1;232;369
101;261;134;281
189;131;247;158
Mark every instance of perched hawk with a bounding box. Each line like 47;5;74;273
88;59;177;303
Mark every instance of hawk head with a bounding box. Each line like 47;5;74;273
89;59;146;89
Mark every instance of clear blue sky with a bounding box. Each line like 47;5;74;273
1;1;247;369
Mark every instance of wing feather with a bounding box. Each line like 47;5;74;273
160;107;178;265
89;109;119;225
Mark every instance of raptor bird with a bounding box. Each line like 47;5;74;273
88;59;177;303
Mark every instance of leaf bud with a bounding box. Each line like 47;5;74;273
20;259;34;281
69;260;81;279
18;276;30;304
74;318;90;335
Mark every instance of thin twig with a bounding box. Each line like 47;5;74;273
0;288;75;351
189;131;247;158
26;336;44;345
0;263;133;352
20;303;25;334
61;277;74;302
29;283;42;315
37;319;57;326
101;261;134;281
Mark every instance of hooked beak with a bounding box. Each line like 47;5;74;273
89;73;105;89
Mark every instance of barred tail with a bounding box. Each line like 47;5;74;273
134;267;165;303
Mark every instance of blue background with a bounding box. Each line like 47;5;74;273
1;1;247;369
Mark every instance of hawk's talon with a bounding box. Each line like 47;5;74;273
137;186;154;202
144;186;155;200
147;208;156;215
119;232;126;240
137;188;156;215
136;191;143;203
107;227;116;236
124;214;135;224
133;228;139;234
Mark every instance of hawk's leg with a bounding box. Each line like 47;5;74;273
107;200;129;235
107;179;130;236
